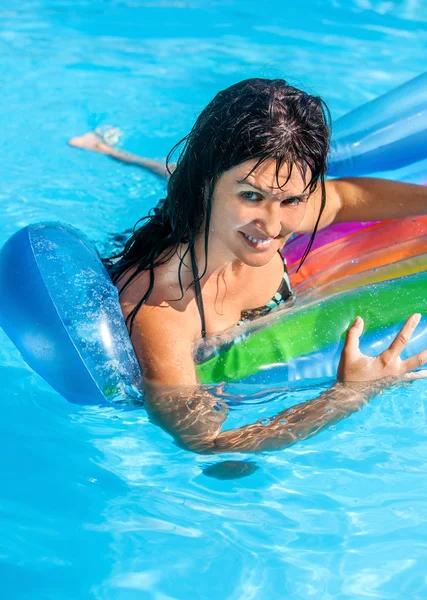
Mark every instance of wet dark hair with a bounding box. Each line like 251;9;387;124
104;78;331;334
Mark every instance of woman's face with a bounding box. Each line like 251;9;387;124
208;158;310;267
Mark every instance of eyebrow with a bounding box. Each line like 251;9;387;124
236;179;309;200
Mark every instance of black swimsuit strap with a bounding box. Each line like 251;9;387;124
190;249;288;339
190;245;207;339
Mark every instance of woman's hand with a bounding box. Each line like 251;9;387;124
338;314;427;382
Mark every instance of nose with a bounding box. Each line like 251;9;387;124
254;203;284;238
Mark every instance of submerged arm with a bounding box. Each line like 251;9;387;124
145;379;378;454
120;273;427;455
143;314;427;454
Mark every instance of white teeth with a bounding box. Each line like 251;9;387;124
243;232;272;246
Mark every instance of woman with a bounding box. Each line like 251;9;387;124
70;78;427;453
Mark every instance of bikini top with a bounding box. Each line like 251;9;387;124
190;247;293;339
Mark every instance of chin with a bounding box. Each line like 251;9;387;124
238;249;276;268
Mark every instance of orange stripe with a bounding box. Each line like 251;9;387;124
291;237;427;291
289;216;427;288
287;220;392;271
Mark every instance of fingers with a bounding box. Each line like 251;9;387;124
402;348;427;373
403;369;427;381
386;313;421;358
343;316;364;356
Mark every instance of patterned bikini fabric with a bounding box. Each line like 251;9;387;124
238;258;293;325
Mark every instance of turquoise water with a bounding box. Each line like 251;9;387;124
1;1;427;598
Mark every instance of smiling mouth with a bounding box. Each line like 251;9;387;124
240;231;273;249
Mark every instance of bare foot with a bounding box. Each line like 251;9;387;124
68;132;111;154
68;126;122;155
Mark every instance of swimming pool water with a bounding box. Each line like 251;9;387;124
1;1;427;598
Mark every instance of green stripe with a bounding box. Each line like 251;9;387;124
196;271;427;384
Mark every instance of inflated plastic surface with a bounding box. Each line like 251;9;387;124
0;223;142;404
288;216;427;290
195;254;427;385
197;213;427;385
328;71;427;177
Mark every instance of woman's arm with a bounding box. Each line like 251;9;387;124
68;129;174;179
145;378;377;454
127;283;427;453
298;178;427;233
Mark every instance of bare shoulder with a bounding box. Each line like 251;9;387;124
115;265;199;386
295;179;342;233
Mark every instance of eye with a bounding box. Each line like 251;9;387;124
241;191;262;201
281;196;307;206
